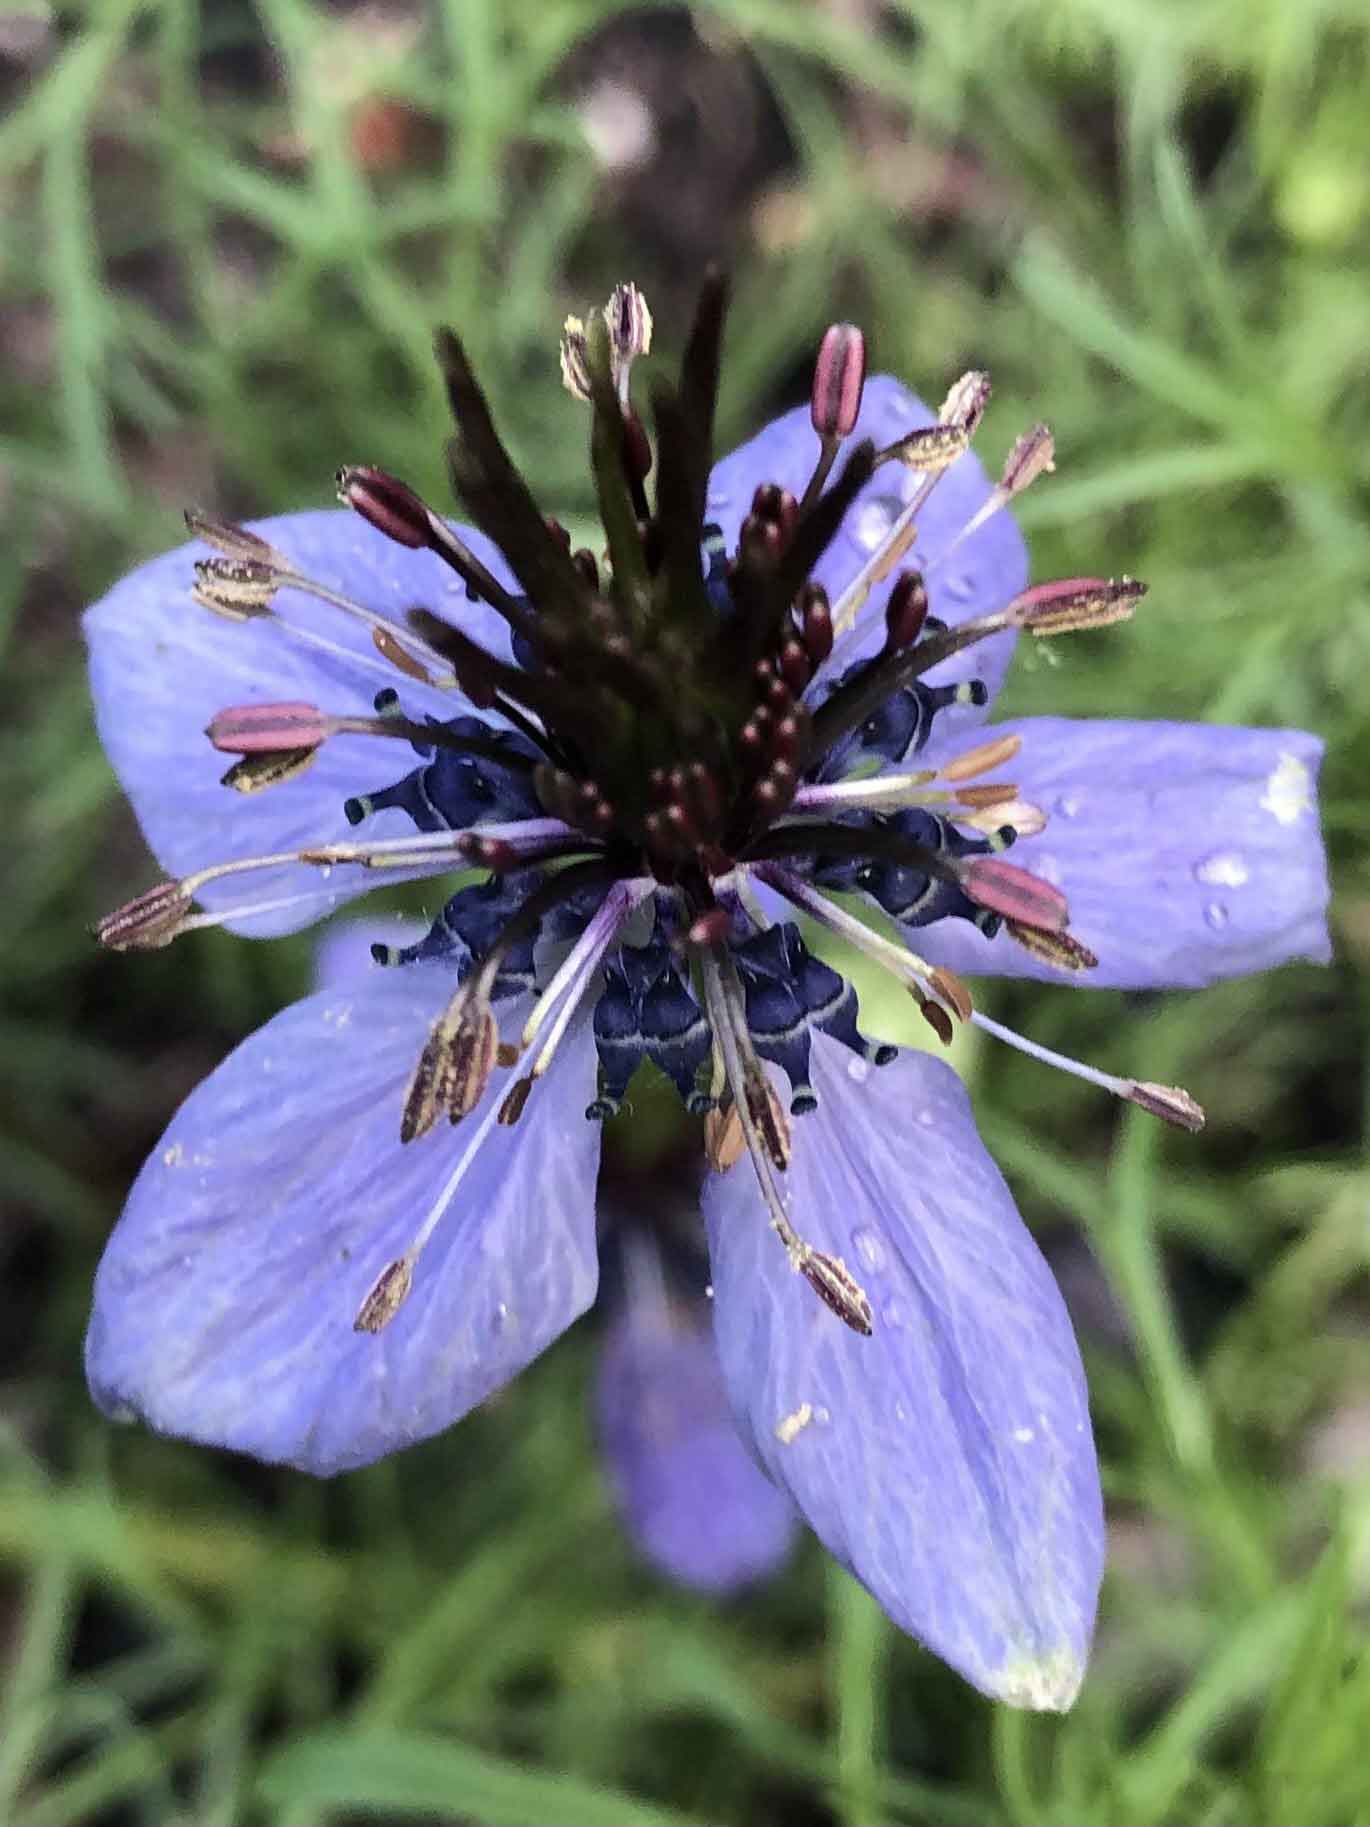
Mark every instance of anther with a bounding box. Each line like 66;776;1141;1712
206;701;329;755
999;423;1055;497
184;510;288;569
704;1099;746;1172
1126;1081;1206;1133
498;1077;534;1126
811;323;867;441
353;1257;414;1333
559;316;592;401
799;1250;874;1336
192;556;280;620
605;281;653;373
962;857;1068;933
1011;576;1147;637
938;369;992;436
401;987;499;1142
939;732;1023;783
336;465;431;548
94;881;194;951
1005;923;1098;972
221;747;319;794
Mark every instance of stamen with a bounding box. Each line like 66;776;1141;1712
802;323;867;511
961;857;1069;933
220;748;319;794
1010;576;1146;637
356;1099;506;1329
939;732;1023;783
206;702;329;754
94;881;193;951
559;316;592;401
970;1011;1205;1131
924;424;1055;577
401;982;500;1141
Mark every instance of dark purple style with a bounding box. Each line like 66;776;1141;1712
84;280;1329;1707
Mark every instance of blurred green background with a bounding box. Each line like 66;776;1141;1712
2;0;1368;1821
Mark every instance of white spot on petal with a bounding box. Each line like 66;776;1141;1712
1260;751;1313;825
1194;849;1250;888
775;1402;813;1445
1013;1426;1035;1444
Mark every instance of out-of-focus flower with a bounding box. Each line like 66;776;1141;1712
83;280;1329;1707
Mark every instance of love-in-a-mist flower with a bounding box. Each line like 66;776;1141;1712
84;277;1329;1709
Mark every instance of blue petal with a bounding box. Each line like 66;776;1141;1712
85;964;601;1473
313;917;427;992
707;376;1025;720
916;719;1331;988
85;510;519;936
702;1037;1103;1707
596;1262;796;1594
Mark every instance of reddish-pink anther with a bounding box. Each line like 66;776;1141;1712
811;324;867;440
206;702;329;754
963;857;1069;934
337;465;432;549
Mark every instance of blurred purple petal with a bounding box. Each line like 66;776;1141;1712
917;719;1331;988
708;376;1025;719
313;917;427;992
596;1249;796;1593
703;1037;1103;1708
84;510;518;937
86;967;600;1473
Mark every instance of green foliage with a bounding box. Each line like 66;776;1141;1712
1;0;1367;1820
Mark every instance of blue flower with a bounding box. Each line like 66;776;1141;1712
83;284;1329;1708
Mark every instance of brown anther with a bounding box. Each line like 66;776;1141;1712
95;881;193;952
704;1098;746;1171
955;781;1020;809
1000;423;1055;496
353;1257;414;1334
940;732;1023;783
184;510;286;568
740;515;782;567
496;1042;520;1068
572;548;599;589
336;465;432;549
191;556;280;620
221;747;319;794
1011;576;1147;637
811;323;867;441
559;316;592;401
938;369;992;436
605;281;653;364
928;966;974;1024
884;571;929;652
498;1076;534;1126
400;992;499;1142
1004;923;1098;972
746;1074;791;1172
1127;1081;1206;1133
799;1250;873;1336
372;626;439;685
880;421;970;474
916;995;955;1046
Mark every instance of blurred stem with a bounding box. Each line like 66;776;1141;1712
0;1552;77;1816
827;1565;887;1827
1104;1100;1214;1478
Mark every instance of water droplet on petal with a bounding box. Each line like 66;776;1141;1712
893;1397;910;1424
1053;792;1082;819
851;1226;888;1274
1194;849;1250;889
883;1298;907;1331
813;1404;832;1427
850;494;903;552
846;1056;870;1084
916;1109;935;1128
1204;901;1229;929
